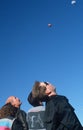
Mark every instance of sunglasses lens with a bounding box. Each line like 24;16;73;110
44;82;49;86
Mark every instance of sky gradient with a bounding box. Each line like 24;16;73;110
0;0;83;125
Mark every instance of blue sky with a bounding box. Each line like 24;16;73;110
0;0;83;125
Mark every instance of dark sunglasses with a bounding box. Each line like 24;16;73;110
44;82;49;86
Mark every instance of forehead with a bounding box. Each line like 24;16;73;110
40;82;55;90
11;96;18;101
39;82;46;86
11;96;15;100
7;96;14;100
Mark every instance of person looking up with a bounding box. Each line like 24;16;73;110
27;92;46;130
31;81;83;130
6;96;28;130
0;103;25;130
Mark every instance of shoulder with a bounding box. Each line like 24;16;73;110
28;106;45;113
49;95;68;102
16;109;27;122
12;118;23;130
0;117;16;130
18;109;27;116
47;95;69;109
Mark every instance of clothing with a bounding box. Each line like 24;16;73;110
0;110;28;130
0;103;28;130
0;117;15;130
12;109;28;130
44;95;83;130
12;118;24;130
27;106;46;130
0;116;24;130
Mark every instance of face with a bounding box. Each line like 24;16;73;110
39;82;55;95
6;96;22;108
12;96;22;108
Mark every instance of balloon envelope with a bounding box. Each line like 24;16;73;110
71;0;76;5
48;24;52;27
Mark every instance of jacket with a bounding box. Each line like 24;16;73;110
12;109;28;130
27;106;46;130
0;116;25;130
44;95;83;130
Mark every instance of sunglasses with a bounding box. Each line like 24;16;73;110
44;82;49;86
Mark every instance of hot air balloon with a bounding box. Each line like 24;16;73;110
71;0;76;5
48;24;52;27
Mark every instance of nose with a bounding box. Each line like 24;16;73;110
18;98;20;102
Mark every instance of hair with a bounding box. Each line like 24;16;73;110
28;92;43;107
32;81;49;102
0;103;18;119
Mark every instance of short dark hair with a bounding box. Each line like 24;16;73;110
28;92;42;107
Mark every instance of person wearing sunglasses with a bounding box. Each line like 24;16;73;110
30;81;83;130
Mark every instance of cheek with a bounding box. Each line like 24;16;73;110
50;87;54;91
45;88;51;94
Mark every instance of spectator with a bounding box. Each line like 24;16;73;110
27;92;46;130
0;103;24;130
31;81;83;130
6;96;28;130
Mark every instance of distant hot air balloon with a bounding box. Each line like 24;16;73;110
48;24;52;27
71;0;76;5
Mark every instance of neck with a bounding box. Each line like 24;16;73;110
48;92;56;97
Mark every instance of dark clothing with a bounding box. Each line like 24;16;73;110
44;95;83;130
0;110;28;130
12;118;24;130
12;109;28;130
